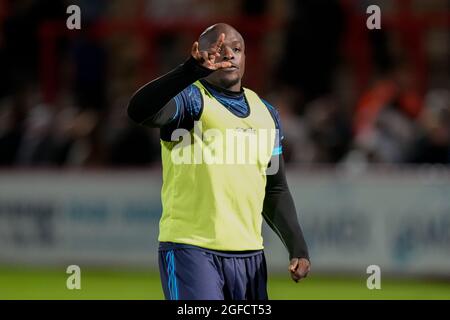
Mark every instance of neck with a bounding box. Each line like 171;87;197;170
203;80;243;95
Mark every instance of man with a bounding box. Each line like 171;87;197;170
127;23;310;300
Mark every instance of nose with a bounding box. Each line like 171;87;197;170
222;46;234;61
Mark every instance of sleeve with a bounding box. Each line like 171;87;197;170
159;84;203;141
261;99;284;156
262;154;310;261
127;56;213;127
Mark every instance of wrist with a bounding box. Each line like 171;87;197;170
182;56;214;78
289;249;309;261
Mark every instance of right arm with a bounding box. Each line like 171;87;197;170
127;57;212;127
127;33;231;128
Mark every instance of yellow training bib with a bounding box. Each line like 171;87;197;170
158;81;276;251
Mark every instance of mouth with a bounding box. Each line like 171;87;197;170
222;65;239;72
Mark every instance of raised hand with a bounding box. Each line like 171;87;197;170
191;33;233;70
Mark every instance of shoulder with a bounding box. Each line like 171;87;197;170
177;83;202;104
260;97;282;131
243;88;282;130
257;96;284;155
174;84;203;119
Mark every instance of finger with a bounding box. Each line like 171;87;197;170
208;46;219;56
208;53;217;64
292;271;305;283
296;265;310;278
210;50;220;58
213;33;225;53
299;260;311;274
298;262;310;275
200;51;210;65
289;258;299;272
191;41;200;58
290;273;300;283
297;268;308;278
214;61;233;69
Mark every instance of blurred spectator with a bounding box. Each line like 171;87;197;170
1;0;66;95
411;89;450;164
105;95;160;167
266;86;313;163
70;32;108;111
241;0;268;16
277;0;344;107
109;125;159;166
15;101;54;165
145;0;218;22
62;108;106;167
349;60;433;164
0;96;26;165
0;0;448;168
303;97;352;163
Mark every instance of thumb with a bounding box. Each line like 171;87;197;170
191;41;199;58
289;258;299;272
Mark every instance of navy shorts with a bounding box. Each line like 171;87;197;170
158;242;268;300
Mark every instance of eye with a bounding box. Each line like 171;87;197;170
233;47;241;53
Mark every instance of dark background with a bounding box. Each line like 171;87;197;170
0;0;448;168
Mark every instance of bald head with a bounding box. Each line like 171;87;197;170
198;23;244;50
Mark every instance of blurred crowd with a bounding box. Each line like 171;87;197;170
0;0;448;168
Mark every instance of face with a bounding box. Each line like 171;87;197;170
200;29;245;91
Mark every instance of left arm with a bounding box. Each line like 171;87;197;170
262;154;311;282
